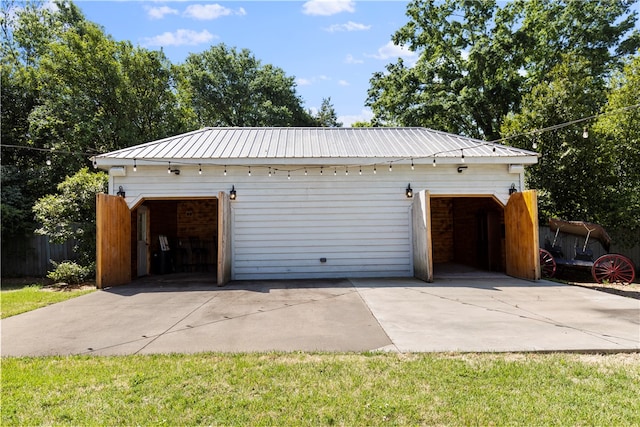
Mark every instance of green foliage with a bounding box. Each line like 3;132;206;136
592;53;640;238
179;43;316;127
312;97;343;127
46;261;92;285
367;0;639;139
32;168;107;266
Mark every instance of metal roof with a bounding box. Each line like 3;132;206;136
94;127;538;166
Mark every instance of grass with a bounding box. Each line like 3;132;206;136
2;352;639;426
1;283;95;319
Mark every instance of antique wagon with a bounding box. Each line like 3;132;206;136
539;218;636;284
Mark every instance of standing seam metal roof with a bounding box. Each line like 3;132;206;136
95;127;537;161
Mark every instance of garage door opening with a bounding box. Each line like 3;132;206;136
131;199;218;278
431;196;505;275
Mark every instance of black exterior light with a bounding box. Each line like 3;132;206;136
229;185;237;200
405;183;413;198
116;186;126;198
509;183;517;195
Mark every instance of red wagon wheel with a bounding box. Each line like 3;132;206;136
592;254;636;284
539;249;556;278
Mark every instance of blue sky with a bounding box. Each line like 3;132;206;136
77;0;415;126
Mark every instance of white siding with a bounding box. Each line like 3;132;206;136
111;163;523;280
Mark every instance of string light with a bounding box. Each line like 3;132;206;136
268;167;272;177
133;158;137;172
168;162;171;173
304;168;308;176
461;150;465;163
248;167;251;176
432;158;436;167
359;166;362;175
345;167;349;176
224;166;227;176
411;158;414;170
198;163;202;175
373;164;377;174
320;167;323;175
334;167;337;176
287;170;291;180
389;163;392;172
583;127;589;139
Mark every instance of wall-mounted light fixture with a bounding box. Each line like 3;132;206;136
116;186;126;198
509;183;517;195
405;183;413;198
457;165;468;173
229;185;237;200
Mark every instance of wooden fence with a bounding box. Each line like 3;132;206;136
1;234;77;277
539;226;640;270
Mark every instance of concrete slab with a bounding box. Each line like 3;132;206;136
1;275;638;356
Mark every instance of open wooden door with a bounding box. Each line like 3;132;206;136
413;190;433;282
505;190;540;280
217;191;232;286
96;193;131;289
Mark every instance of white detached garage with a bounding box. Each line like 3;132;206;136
93;127;540;288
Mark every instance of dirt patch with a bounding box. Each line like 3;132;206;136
567;281;640;300
42;282;96;292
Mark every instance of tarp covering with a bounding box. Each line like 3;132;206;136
548;218;611;252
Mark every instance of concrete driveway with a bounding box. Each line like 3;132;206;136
2;274;639;356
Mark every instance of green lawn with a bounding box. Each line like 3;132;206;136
2;352;639;426
1;283;95;318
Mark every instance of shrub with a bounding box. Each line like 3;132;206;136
47;261;93;285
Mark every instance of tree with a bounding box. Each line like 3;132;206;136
32;168;108;268
313;97;343;127
179;44;315;127
366;0;639;139
592;53;640;237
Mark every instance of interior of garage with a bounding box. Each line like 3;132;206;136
431;197;506;274
130;199;218;278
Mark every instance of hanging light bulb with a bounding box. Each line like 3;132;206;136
432;158;436;167
389;163;393;172
304;168;308;176
168;162;171;174
373;165;377;174
224;166;227;176
345;167;349;176
320;166;323;175
411;158;414;170
359;166;362;175
198;164;202;175
583;127;589;139
248;167;251;176
461;150;465;163
287;171;291;180
334;167;337;176
133;158;137;172
532;140;538;149
268;167;272;177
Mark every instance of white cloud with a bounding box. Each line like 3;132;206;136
297;75;330;86
367;41;417;61
146;6;178;20
338;80;349;86
183;4;245;20
344;54;363;64
142;29;216;47
324;21;371;33
302;0;355;16
339;109;375;127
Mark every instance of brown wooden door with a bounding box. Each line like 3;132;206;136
217;191;232;286
412;190;433;282
505;190;540;280
96;193;132;289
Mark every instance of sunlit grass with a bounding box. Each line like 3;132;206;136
2;352;639;426
1;283;95;318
